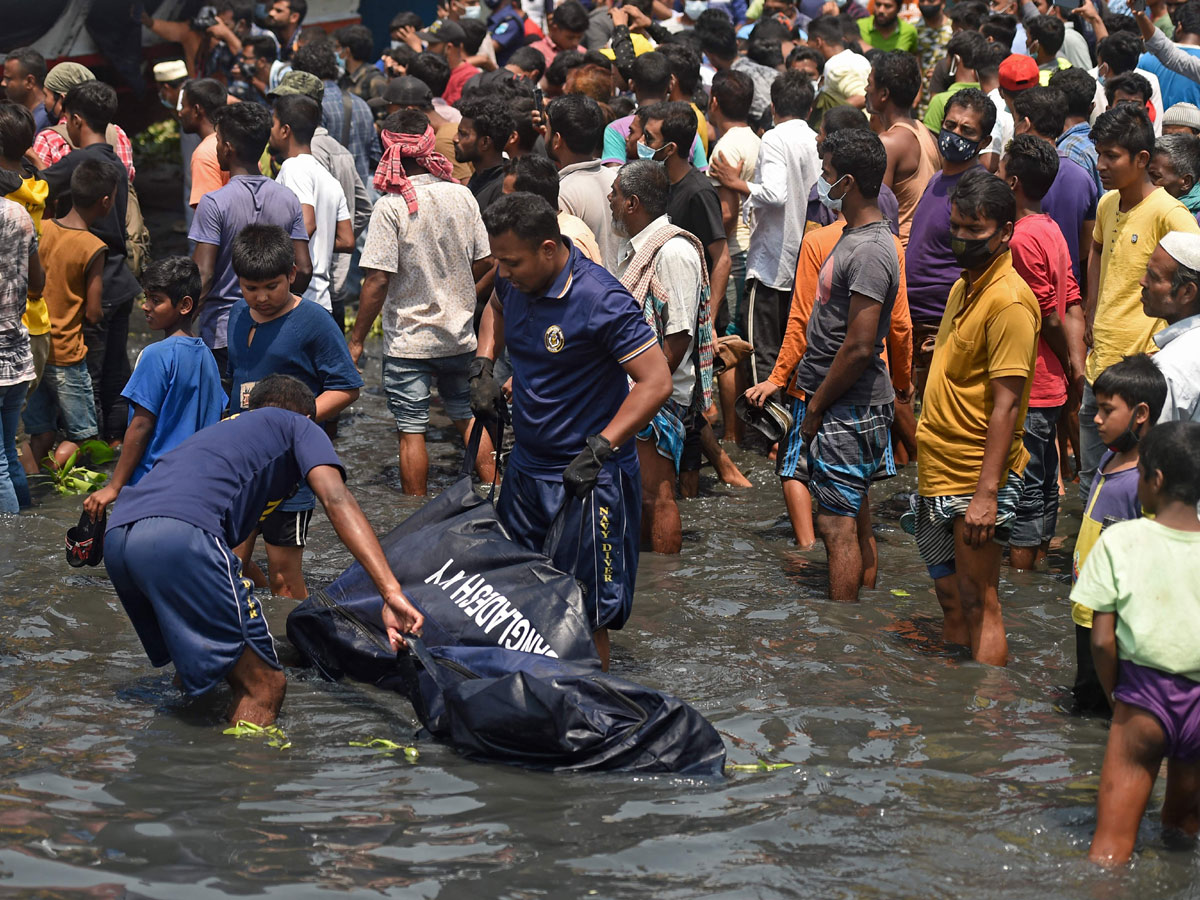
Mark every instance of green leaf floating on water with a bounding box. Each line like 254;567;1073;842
223;720;292;749
349;738;420;762
726;760;795;773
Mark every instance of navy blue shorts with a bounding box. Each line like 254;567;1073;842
105;517;281;696
497;461;641;631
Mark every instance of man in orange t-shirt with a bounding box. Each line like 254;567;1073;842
181;78;232;208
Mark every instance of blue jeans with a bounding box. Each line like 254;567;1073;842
0;381;30;513
1011;405;1062;548
383;353;474;433
1078;380;1105;498
22;360;98;442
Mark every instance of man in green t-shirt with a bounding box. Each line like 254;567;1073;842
858;0;919;54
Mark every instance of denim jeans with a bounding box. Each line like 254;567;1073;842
383;353;474;433
1011;405;1062;548
22;360;98;442
0;381;30;513
1078;380;1105;498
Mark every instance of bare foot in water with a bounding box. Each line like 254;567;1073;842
700;422;752;488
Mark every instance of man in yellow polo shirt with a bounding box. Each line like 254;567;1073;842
913;169;1040;668
1081;104;1200;492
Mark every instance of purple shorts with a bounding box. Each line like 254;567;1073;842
1113;660;1200;762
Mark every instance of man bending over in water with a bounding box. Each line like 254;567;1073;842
103;374;423;726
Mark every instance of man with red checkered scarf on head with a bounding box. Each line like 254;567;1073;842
347;109;497;497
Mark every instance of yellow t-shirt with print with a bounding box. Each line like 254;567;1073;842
6;176;50;336
916;251;1040;496
1088;187;1200;382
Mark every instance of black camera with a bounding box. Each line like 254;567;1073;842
191;5;220;30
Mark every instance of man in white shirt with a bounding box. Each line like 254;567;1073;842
977;42;1016;173
546;93;621;271
1141;232;1200;423
349;109;497;495
269;94;353;312
707;68;761;441
611;159;710;555
808;15;872;109
710;70;820;382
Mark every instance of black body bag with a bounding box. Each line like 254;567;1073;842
286;424;726;776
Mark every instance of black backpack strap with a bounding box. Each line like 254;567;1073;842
462;417;503;501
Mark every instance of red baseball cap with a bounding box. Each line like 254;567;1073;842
999;54;1040;92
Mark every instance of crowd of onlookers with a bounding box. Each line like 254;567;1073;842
2;0;1200;866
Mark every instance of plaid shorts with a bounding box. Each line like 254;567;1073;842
637;396;688;473
913;470;1023;579
808;401;895;517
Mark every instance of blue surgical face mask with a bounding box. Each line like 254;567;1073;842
637;140;660;161
816;173;848;211
685;0;708;18
334;53;346;76
938;127;981;163
160;95;176;110
462;3;486;19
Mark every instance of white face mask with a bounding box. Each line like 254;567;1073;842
684;0;708;18
462;4;486;19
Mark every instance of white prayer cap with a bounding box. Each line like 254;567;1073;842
153;60;189;83
1158;231;1200;271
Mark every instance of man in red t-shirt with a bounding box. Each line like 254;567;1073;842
999;134;1083;570
418;19;480;106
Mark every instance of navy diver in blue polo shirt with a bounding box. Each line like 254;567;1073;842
469;193;672;670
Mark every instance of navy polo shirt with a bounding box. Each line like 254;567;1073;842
495;241;658;479
489;7;529;65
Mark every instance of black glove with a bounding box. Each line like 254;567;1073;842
468;356;504;423
563;434;614;499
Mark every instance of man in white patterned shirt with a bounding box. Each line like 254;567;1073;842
348;109;495;495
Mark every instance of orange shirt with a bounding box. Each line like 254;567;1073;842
771;219;913;399
40;221;106;366
189;132;230;208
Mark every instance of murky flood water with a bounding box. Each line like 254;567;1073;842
2;339;1197;899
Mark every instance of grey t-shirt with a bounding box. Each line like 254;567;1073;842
794;219;898;406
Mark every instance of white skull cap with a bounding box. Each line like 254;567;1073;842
1159;231;1200;271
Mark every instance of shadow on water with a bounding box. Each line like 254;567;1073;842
1;338;1197;899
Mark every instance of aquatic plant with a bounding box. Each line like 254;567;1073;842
36;440;113;496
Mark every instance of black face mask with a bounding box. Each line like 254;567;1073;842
919;3;942;16
1107;419;1142;453
950;230;1000;270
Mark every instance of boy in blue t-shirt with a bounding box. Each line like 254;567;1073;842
104;374;424;727
225;224;363;600
84;257;226;522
